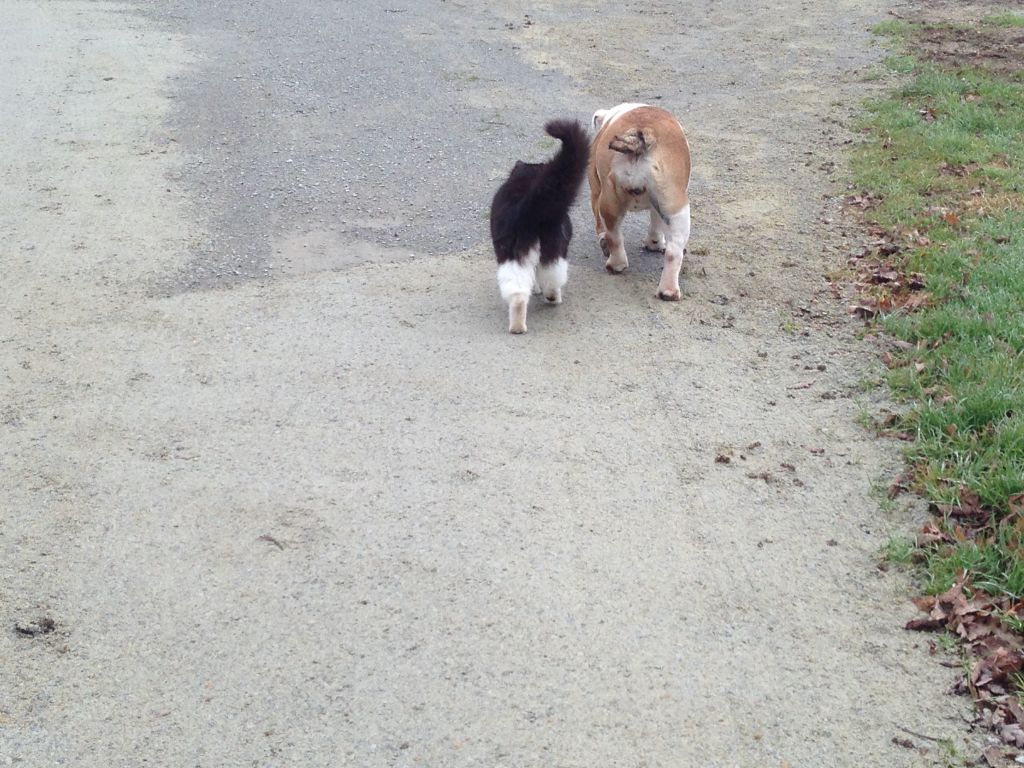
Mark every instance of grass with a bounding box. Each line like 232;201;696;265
884;535;915;565
852;44;1024;597
985;12;1024;28
856;372;884;393
870;19;913;37
936;630;959;654
938;740;970;768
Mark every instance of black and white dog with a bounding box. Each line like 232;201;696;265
489;120;589;333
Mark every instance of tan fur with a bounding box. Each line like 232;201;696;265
587;104;693;300
589;106;690;233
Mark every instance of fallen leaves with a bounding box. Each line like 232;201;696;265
14;616;56;637
712;444;806;489
939;161;979;178
843;191;883;209
841;225;932;320
888;471;912;500
930;489;991;528
786;379;816;390
908;570;1024;748
899;478;1024;752
850;302;880;320
713;441;761;465
915;520;952;547
1011;494;1024;516
982;744;1019;766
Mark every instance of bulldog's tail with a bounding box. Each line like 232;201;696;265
522;119;590;223
608;126;656;157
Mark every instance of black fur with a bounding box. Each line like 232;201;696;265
490;119;590;266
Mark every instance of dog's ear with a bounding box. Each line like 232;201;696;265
592;109;609;130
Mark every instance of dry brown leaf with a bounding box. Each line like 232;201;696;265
1006;697;1024;725
906;616;947;632
981;745;1003;766
915;520;951;546
999;722;1024;747
902;293;932;310
849;303;878;319
1009;493;1024;516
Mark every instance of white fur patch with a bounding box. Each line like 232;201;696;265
609;151;656;213
665;203;691;250
537;257;568;303
496;245;540;302
592;102;647;132
657;203;692;299
645;211;667;251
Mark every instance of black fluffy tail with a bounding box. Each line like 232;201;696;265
521;119;590;224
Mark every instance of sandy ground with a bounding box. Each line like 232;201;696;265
1;1;979;765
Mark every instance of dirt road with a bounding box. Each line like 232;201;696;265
2;1;972;765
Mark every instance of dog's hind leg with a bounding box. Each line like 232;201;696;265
537;257;568;304
598;201;628;273
588;161;605;238
538;217;571;304
497;246;540;333
643;209;667;253
657;204;690;301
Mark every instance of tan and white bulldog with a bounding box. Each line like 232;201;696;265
588;103;692;300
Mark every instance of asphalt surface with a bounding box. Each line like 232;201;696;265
2;1;977;766
139;0;594;288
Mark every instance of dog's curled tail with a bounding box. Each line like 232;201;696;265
524;119;590;223
608;127;655;157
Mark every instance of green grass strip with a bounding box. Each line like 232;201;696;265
985;12;1024;28
852;55;1024;597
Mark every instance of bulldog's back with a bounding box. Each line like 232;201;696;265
591;104;691;215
